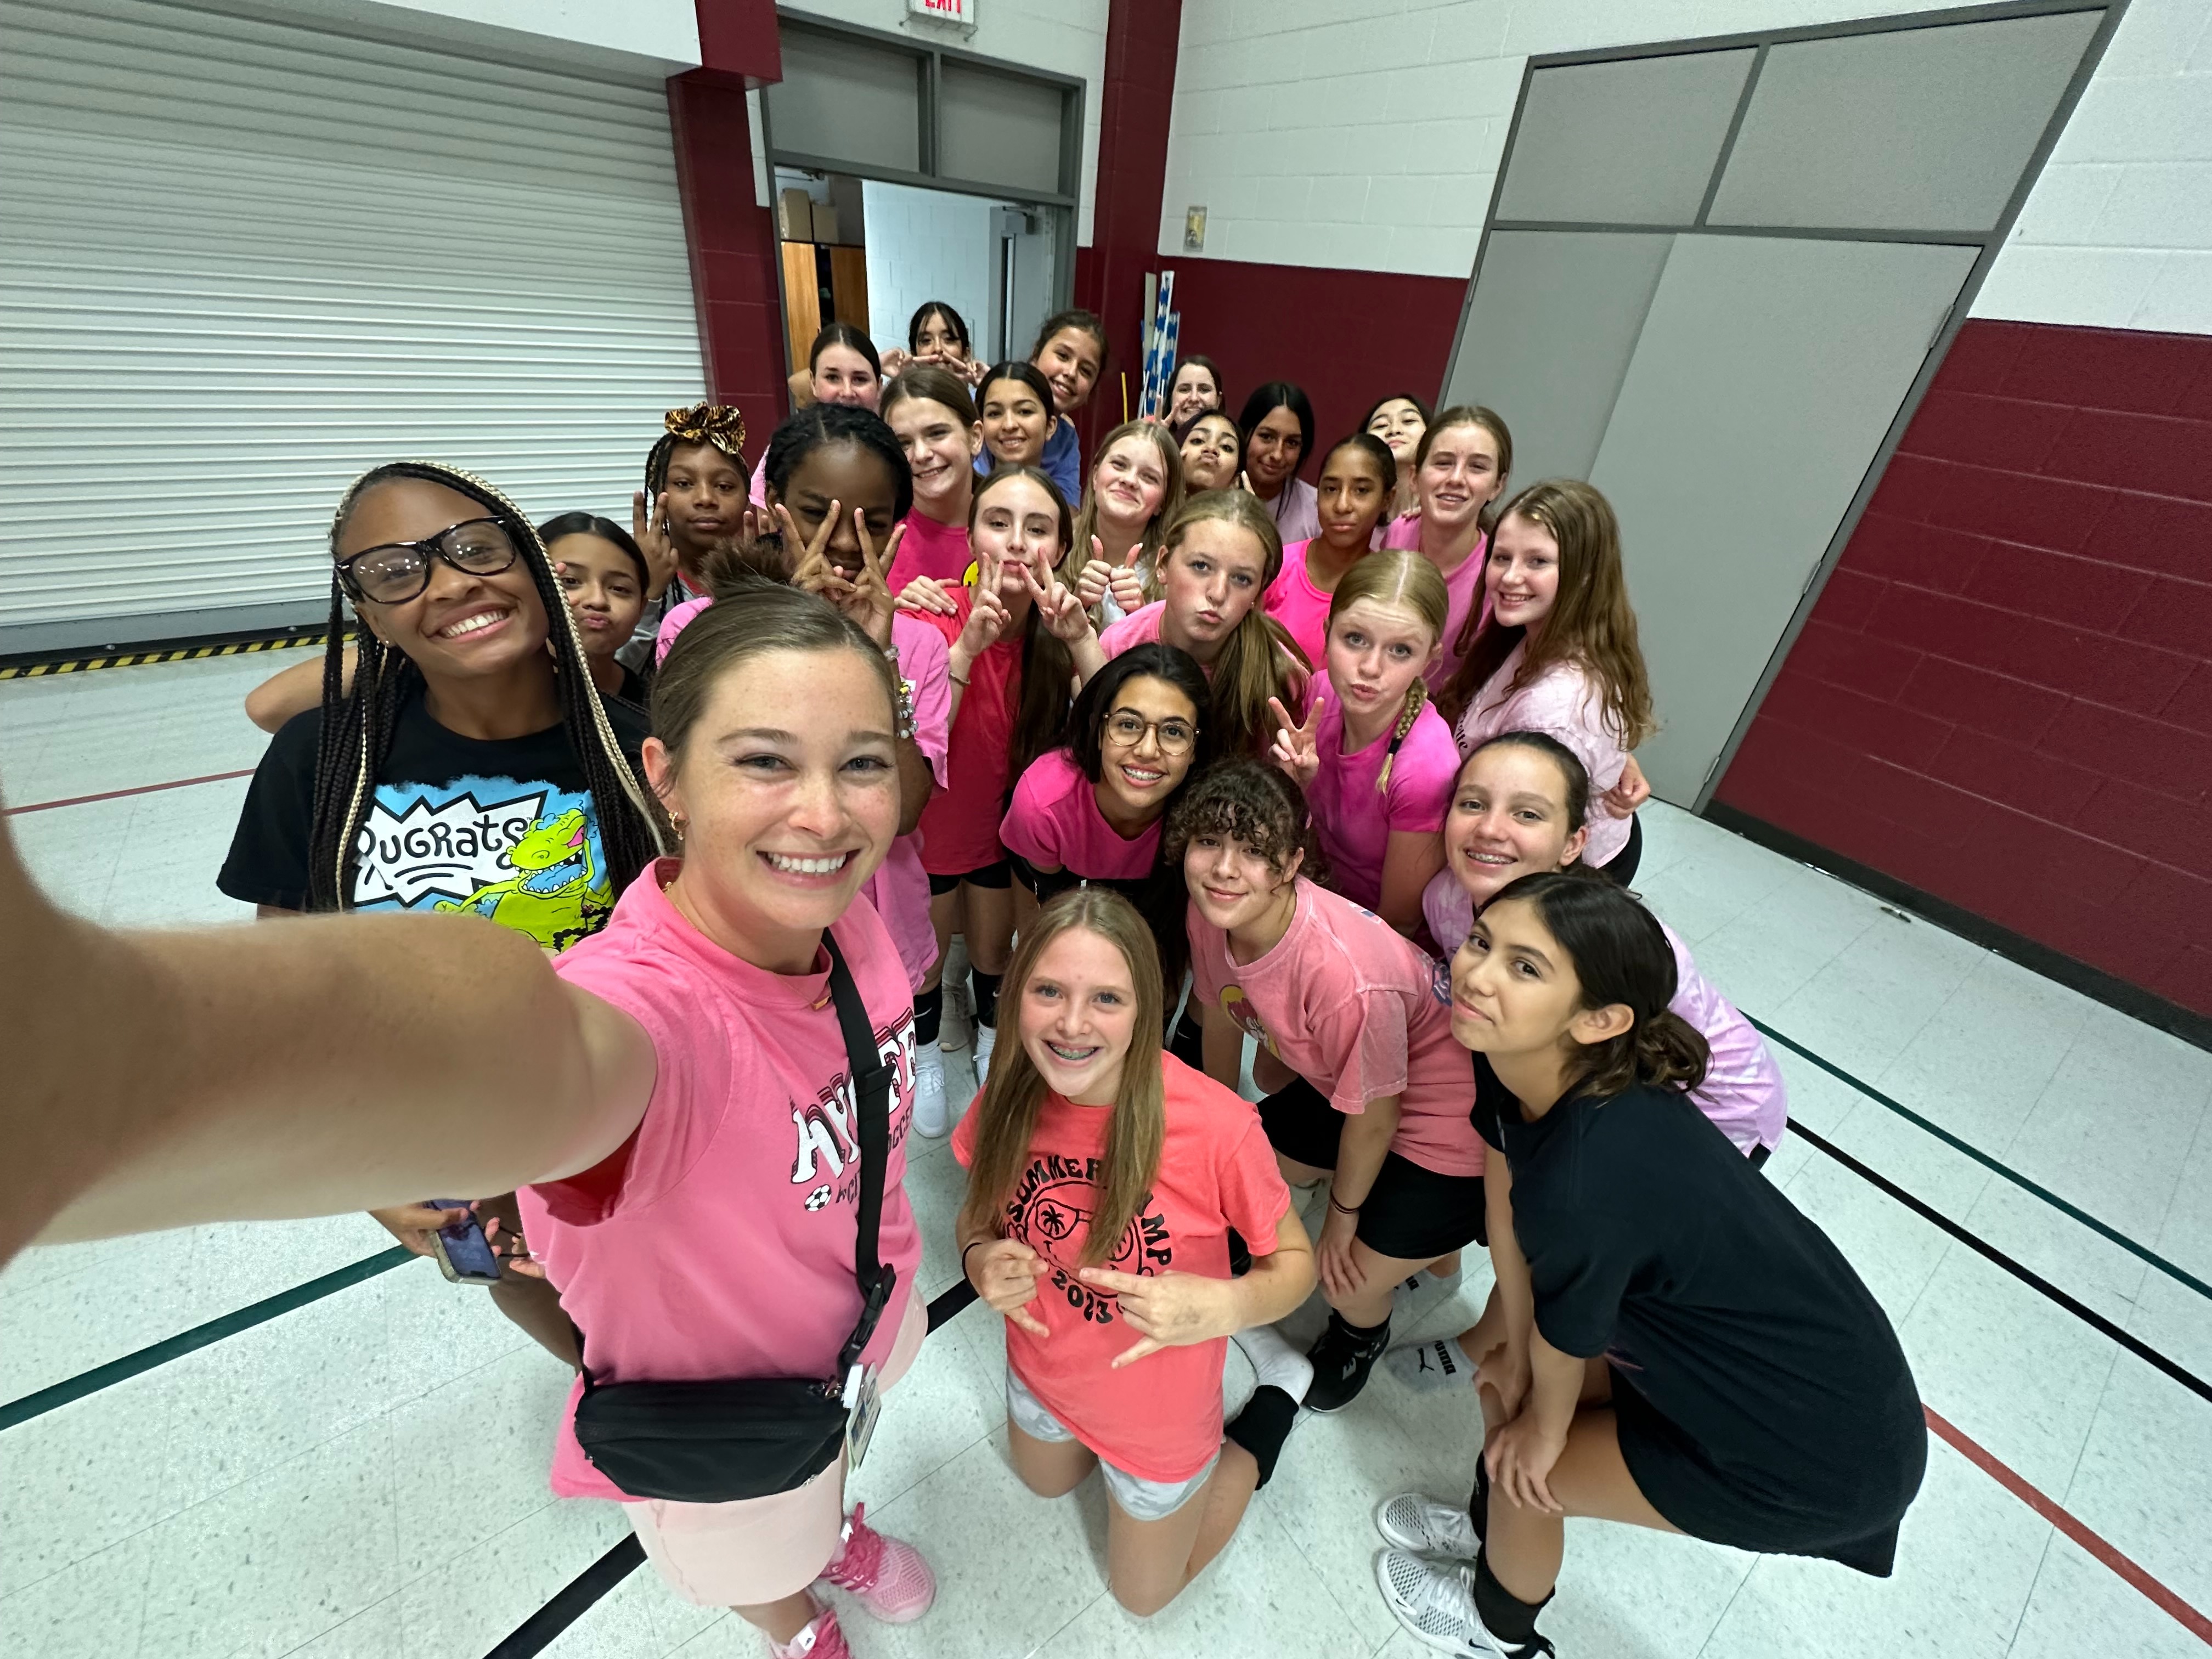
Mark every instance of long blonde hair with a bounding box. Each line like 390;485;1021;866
1157;489;1310;759
1068;421;1184;613
1326;550;1448;792
956;889;1167;1269
1439;479;1655;746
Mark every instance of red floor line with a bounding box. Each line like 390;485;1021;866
2;769;257;816
1925;1406;2212;1645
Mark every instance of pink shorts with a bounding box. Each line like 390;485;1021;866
626;1289;928;1607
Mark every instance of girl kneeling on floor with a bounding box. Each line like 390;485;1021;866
1374;871;1924;1659
1178;760;1486;1413
953;887;1317;1616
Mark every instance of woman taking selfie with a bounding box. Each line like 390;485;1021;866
1375;872;1922;1659
953;888;1317;1616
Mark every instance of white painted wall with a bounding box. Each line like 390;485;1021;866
862;179;998;356
1162;0;2212;334
765;0;1109;243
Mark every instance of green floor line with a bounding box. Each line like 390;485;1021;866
1750;1016;2210;1305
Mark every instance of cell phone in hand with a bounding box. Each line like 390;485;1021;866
426;1201;505;1286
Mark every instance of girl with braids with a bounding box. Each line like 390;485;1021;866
637;401;751;602
1175;761;1485;1416
1379;405;1511;691
219;462;669;1363
1442;479;1657;883
1268;551;1455;936
1385;732;1785;1402
241;510;655;732
902;466;1104;1113
1375;871;1922;1659
1066;420;1184;625
1095;490;1311;761
659;404;956;1135
1265;431;1397;673
1362;392;1430;524
880;364;982;590
952;887;1316;1616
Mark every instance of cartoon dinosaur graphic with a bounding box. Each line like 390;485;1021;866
434;807;608;950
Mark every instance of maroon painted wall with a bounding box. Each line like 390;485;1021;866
1164;259;1467;469
1073;0;1182;458
1716;318;2212;1018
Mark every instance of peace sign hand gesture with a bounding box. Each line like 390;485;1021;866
958;581;1014;660
630;489;680;600
1268;695;1322;789
1074;1267;1239;1368
1020;551;1096;647
781;504;899;649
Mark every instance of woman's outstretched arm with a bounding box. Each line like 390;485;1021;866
0;793;654;1263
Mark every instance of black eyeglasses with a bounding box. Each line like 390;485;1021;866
1104;709;1197;757
335;517;521;605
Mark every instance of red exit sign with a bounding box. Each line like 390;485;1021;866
908;0;973;21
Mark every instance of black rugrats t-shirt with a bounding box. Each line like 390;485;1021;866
219;681;648;953
1471;1051;1922;1522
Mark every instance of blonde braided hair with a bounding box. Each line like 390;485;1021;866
1323;549;1449;794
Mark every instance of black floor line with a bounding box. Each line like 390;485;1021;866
1790;1119;2211;1407
0;1245;413;1432
1753;1017;2210;1304
478;1278;984;1658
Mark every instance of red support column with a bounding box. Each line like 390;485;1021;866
1074;0;1183;452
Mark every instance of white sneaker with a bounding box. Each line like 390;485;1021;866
912;1044;947;1138
1375;1548;1547;1657
1374;1491;1480;1561
1232;1322;1313;1405
973;1022;996;1083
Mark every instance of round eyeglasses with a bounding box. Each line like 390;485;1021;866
1104;709;1196;757
335;517;521;605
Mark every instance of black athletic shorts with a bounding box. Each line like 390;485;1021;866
927;860;1012;896
1595;811;1643;887
1257;1076;1487;1262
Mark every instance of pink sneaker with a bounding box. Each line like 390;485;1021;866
819;1503;936;1623
770;1604;850;1658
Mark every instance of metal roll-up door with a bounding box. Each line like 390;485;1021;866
0;0;705;654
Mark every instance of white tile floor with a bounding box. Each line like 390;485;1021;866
2;653;2208;1659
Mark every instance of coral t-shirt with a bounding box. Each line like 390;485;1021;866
1189;878;1482;1177
1453;640;1632;868
1421;884;1786;1155
655;598;953;991
888;509;973;592
1000;747;1159;881
951;1054;1290;1482
1264;538;1339;674
519;865;922;1502
1382;518;1489;690
1306;692;1459;911
914;590;1025;875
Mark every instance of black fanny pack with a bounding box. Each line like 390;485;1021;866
572;930;898;1503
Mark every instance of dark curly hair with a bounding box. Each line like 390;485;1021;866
1163;757;1328;885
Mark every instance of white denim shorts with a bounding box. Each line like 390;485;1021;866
1005;1367;1221;1522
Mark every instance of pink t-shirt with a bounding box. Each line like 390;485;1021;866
1421;882;1786;1154
914;592;1025;875
1264;538;1337;673
520;866;922;1502
1453;640;1633;868
999;747;1159;881
1306;692;1459;911
952;1055;1289;1482
1383;517;1488;690
655;600;953;991
888;509;973;592
1189;878;1482;1178
1098;601;1312;722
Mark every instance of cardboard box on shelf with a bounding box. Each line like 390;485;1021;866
811;202;839;244
777;187;813;242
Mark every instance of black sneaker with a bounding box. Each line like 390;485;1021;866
1305;1311;1389;1412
